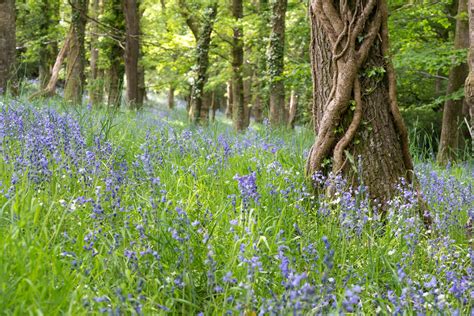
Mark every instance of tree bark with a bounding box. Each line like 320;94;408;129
38;0;57;89
107;50;125;108
39;50;50;89
254;93;264;123
437;0;469;164
0;0;16;94
307;0;414;203
232;0;245;131
137;63;146;104
137;5;146;105
210;90;218;122
123;0;141;109
105;0;125;108
268;0;288;126
252;0;269;124
65;0;88;104
89;0;103;107
288;89;298;129
463;0;474;150
168;85;175;109
200;92;211;123
226;80;233;119
189;3;218;125
243;58;252;128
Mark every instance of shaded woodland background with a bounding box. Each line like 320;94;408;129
0;0;470;157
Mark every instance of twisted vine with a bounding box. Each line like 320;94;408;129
307;0;382;178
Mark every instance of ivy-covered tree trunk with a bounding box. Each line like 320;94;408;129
232;0;245;131
89;0;103;106
189;3;218;124
268;0;287;126
104;0;125;107
65;0;88;104
437;0;469;164
465;0;474;146
0;0;16;94
38;0;57;89
200;92;211;123
123;0;141;109
253;0;269;124
307;0;414;203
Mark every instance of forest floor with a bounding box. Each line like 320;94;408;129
0;97;472;314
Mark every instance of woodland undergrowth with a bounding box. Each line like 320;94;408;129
0;96;472;315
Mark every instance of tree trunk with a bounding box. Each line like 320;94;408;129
38;44;58;91
185;88;191;113
232;0;245;131
437;0;469;164
226;80;233;119
123;0;141;109
243;59;252;128
307;0;414;203
168;85;175;109
189;3;218;124
199;92;211;123
254;97;264;123
463;0;474;151
254;94;264;123
0;0;16;94
64;0;88;104
107;53;125;108
89;0;103;107
39;50;50;89
38;0;56;89
136;5;146;105
268;0;287;126
137;63;146;104
105;0;125;108
211;90;218;122
288;89;298;129
252;0;269;124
